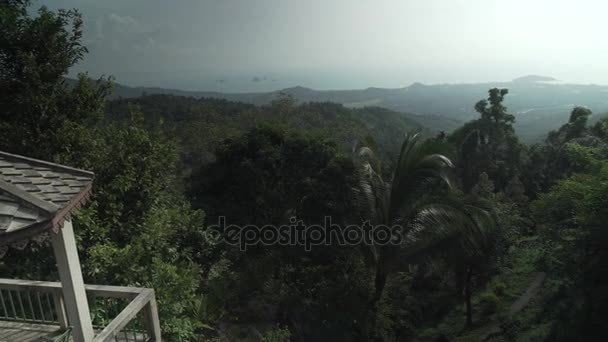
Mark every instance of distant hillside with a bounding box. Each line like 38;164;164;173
105;95;425;172
89;77;608;142
92;80;459;132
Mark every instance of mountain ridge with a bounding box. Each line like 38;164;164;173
71;77;608;142
512;75;557;83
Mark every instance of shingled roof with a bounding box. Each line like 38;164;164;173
0;151;94;249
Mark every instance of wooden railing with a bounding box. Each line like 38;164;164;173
0;278;161;341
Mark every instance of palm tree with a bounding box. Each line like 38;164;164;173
439;192;497;328
352;133;495;337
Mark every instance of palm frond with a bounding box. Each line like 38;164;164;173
350;133;497;273
389;133;454;221
398;200;496;263
352;144;390;225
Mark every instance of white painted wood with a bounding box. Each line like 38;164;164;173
52;292;68;329
93;290;153;342
51;220;94;342
0;279;143;298
0;321;148;342
0;279;161;341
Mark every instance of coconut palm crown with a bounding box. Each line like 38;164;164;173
352;132;496;311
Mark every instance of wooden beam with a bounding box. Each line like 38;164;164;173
51;219;94;342
0;279;146;298
0;279;161;340
93;290;154;342
81;284;144;299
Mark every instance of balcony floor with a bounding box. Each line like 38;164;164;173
0;320;149;341
0;320;59;342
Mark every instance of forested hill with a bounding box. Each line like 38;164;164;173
105;95;425;172
90;76;608;142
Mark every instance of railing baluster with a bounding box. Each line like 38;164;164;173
7;290;18;319
15;290;26;321
37;292;47;322
0;289;8;318
45;292;54;322
26;291;36;322
52;291;68;329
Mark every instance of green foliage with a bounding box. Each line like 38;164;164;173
0;3;209;340
106;95;422;176
547;106;593;146
189;123;357;226
80;108;180;243
591;114;608;140
353;133;498;338
0;0;112;158
449;88;526;192
492;281;507;297
74;134;206;341
74;117;208;340
479;292;500;315
471;172;495;198
188;124;368;341
418;327;440;338
524;107;608;196
474;88;515;124
567;107;592;139
562;143;604;172
504;176;528;206
260;327;292;342
530;151;608;340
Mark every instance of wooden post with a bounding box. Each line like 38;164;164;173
51;219;94;342
142;293;162;341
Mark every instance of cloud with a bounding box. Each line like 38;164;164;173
108;13;138;27
88;13;161;52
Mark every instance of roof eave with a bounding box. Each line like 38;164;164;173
0;219;53;247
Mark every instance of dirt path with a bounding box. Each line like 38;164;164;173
508;272;546;315
482;272;547;341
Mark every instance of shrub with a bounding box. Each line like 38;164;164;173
418;328;440;338
480;292;500;315
260;327;291;342
493;281;507;297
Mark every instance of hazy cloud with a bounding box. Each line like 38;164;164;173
39;0;608;91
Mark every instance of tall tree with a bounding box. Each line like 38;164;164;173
532;150;608;340
524;107;606;196
0;0;111;159
352;133;495;340
0;3;206;340
547;106;593;146
188;125;364;341
449;88;525;192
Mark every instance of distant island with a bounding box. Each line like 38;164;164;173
512;75;557;83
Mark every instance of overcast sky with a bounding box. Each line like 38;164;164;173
41;0;608;92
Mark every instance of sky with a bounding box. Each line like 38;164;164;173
41;0;608;92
